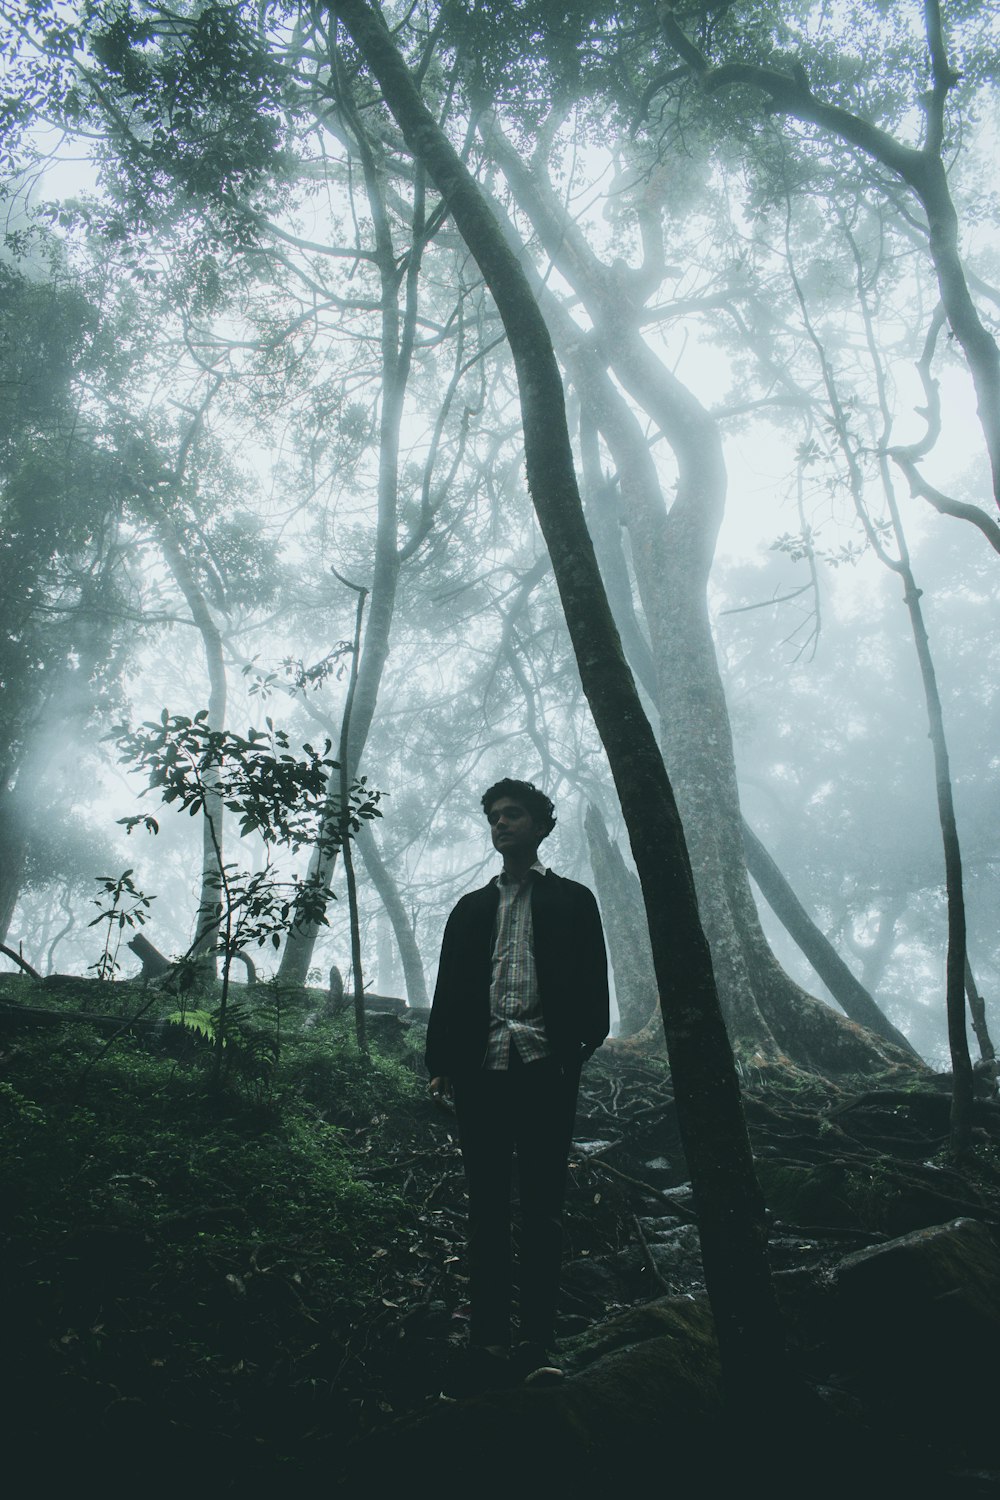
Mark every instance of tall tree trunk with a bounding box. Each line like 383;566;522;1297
0;803;27;946
336;0;787;1399
153;517;227;974
339;584;369;1056
264;661;432;1008
900;571;974;1150
826;222;981;1152
484;124;909;1073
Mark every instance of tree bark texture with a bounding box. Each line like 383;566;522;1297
335;0;787;1395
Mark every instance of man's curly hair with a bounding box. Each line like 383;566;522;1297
481;778;556;838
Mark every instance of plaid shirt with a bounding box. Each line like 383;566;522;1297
484;862;552;1070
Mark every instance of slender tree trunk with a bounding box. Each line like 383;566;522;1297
339;586;369;1057
833;220;980;1153
899;575;974;1153
154;519;227;973
584;802;656;1037
45;884;76;975
335;0;787;1398
356;823;429;1007
965;959;996;1069
277;101;425;986
577;411;660;719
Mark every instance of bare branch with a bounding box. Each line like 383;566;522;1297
718;585;812;616
889;454;1000;555
0;943;41;980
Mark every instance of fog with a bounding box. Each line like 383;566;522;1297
3;0;999;1072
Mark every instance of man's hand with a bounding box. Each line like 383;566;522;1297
429;1075;453;1109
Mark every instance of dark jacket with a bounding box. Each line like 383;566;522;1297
425;870;610;1079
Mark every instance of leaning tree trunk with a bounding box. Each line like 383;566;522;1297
964;959;996;1069
336;0;787;1401
356;823;429;1008
740;823;921;1059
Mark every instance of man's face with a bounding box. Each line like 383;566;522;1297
486;796;543;862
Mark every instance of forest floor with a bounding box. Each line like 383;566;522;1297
2;976;1000;1496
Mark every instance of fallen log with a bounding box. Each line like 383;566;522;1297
127;932;173;978
127;932;257;986
0;1001;173;1039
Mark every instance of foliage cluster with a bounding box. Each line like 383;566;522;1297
0;979;422;1478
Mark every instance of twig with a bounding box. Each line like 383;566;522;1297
632;1213;673;1295
587;1159;699;1222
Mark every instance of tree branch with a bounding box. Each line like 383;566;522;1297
889;454;1000;555
0;943;41;980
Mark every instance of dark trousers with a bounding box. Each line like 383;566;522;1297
453;1052;580;1349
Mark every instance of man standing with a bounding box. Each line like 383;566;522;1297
426;778;609;1389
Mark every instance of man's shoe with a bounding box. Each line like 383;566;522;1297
514;1341;564;1386
440;1343;513;1400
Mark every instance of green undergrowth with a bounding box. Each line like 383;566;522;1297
0;984;425;1486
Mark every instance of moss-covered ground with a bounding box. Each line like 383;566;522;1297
3;973;1000;1495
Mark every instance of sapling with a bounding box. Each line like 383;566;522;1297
88;869;155;983
113;711;382;1083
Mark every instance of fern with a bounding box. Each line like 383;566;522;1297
167;1009;217;1042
